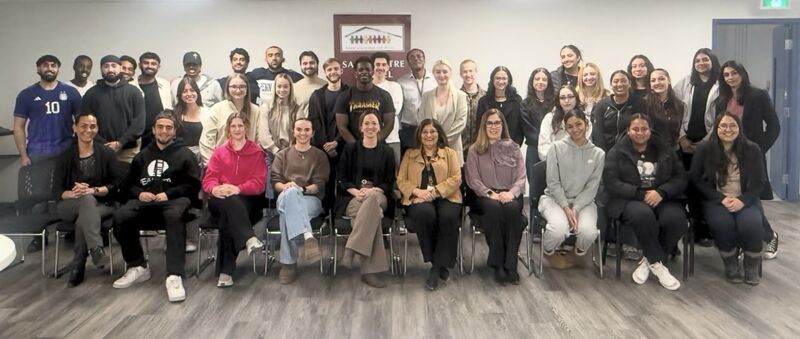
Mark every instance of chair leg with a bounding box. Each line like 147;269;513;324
53;230;61;278
683;229;689;281
470;224;477;274
596;230;603;279
615;221;622;281
458;225;464;275
332;231;338;277
403;227;408;276
41;232;47;277
108;229;114;276
689;229;695;276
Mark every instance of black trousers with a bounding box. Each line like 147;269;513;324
399;125;417;159
471;196;524;270
621;200;686;263
703;201;764;253
209;195;264;276
113;197;191;276
406;199;462;269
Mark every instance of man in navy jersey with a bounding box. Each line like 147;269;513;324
248;46;303;104
13;55;81;166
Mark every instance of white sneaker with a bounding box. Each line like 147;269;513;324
632;258;650;285
217;273;234;288
246;237;264;256
166;275;186;302
185;241;197;253
648;262;681;291
113;266;151;289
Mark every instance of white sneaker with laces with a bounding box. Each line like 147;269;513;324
632;258;650;285
113;266;151;289
648;261;680;291
166;275;186;302
185;241;197;253
246;237;264;256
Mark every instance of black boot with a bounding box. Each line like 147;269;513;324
743;251;761;286
719;249;743;284
68;245;88;288
425;267;439;291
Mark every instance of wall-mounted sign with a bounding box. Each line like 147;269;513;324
334;14;411;86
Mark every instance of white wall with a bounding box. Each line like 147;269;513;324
0;0;797;202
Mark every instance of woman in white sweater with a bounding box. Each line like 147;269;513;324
419;59;468;165
538;86;592;160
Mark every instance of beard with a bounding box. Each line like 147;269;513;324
103;72;119;83
38;70;57;82
141;67;157;76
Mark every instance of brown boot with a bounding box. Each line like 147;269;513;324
304;237;321;263
279;264;297;284
361;273;386;288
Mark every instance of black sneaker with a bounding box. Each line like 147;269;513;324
26;237;43;253
425;268;439;291
438;267;450;282
493;267;507;285
89;247;106;268
506;269;520;285
764;231;778;260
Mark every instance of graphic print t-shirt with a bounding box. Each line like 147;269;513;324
636;148;659;189
334;86;395;140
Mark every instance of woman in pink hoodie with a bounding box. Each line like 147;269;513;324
202;113;267;287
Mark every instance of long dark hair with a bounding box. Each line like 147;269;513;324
415;119;449;150
645;68;684;122
174;77;203;119
552;86;582;132
486;66;518;101
627;54;654;90
706;112;748;188
523;67;556;114
690;48;720;86
718;60;752;106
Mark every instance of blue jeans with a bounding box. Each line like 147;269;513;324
277;187;323;264
265;153;275;200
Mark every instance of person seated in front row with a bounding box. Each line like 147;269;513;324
690;112;766;285
55;112;124;287
336;110;396;288
603;113;687;291
202;113;266;288
465;108;527;285
112;111;201;303
397;119;462;291
272;118;330;284
539;110;604;259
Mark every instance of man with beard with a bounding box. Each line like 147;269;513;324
293;51;327;116
112;111;200;303
248;46;303;104
308;58;349;208
217;48;259;104
334;56;395;143
66;55;94;96
82;55;145;162
170;51;223;108
119;55;137;83
132;52;173;148
397;48;436;154
14;55;82;166
371;52;404;163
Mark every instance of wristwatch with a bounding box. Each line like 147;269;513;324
301;186;307;194
94;187;100;194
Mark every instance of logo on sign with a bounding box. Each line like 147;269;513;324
340;25;404;52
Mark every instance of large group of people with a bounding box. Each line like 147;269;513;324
10;44;781;302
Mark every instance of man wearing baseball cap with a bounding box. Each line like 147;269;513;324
170;51;223;108
81;54;146;163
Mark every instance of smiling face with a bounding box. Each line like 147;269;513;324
231;53;248;73
627;118;651;148
560;47;579;70
373;57;389;79
293;119;313;145
582;65;598;88
558;87;577;111
611;72;631;96
183;63;201;77
37;61;59;82
694;52;712;75
275;77;291;100
722;66;742;90
73;58;91;81
74;115;98;143
355;61;373;85
407;49;425;72
433;64;451;86
565;115;587;143
493;70;509;92
227;77;247;100
139;58;159;77
120;60;135;81
532;70;548;94
650;70;670;96
181;84;198;105
153;118;176;146
485;113;503;141
460;61;477;86
101;62;120;83
420;123;439;149
300;55;318;77
228;117;247;141
630;58;648;79
360;113;381;139
717;115;740;144
324;61;342;83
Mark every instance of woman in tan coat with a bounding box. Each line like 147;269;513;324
419;60;469;165
397;119;462;291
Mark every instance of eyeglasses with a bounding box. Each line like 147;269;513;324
228;85;247;90
559;95;576;100
486;121;503;127
718;123;739;130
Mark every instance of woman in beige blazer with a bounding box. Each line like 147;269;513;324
419;60;469;165
397;119;462;291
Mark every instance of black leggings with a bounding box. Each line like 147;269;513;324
406;200;462;268
620;200;686;263
471;197;524;270
209;195;264;276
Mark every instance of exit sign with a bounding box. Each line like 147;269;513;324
761;0;791;9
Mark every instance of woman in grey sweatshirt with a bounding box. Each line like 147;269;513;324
539;109;605;255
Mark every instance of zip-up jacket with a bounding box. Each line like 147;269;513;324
202;139;266;196
590;94;645;152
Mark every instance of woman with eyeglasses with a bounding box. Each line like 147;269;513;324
476;66;524;145
466;109;526;285
690;112;766;285
537;86;591;160
200;73;262;165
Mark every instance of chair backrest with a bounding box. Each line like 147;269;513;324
16;162;56;213
530;161;547;210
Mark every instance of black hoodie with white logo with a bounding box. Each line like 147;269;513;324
124;139;200;202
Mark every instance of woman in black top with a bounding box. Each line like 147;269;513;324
551;45;583;90
627;55;655;100
645;68;688;150
521;67;556;165
336;110;396;288
690;112;766;285
591;70;646;152
54;112;123;287
604;114;687;291
476;66;524;145
173;77;206;150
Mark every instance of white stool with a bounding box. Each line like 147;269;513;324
0;235;17;272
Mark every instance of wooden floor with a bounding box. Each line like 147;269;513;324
0;201;798;339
